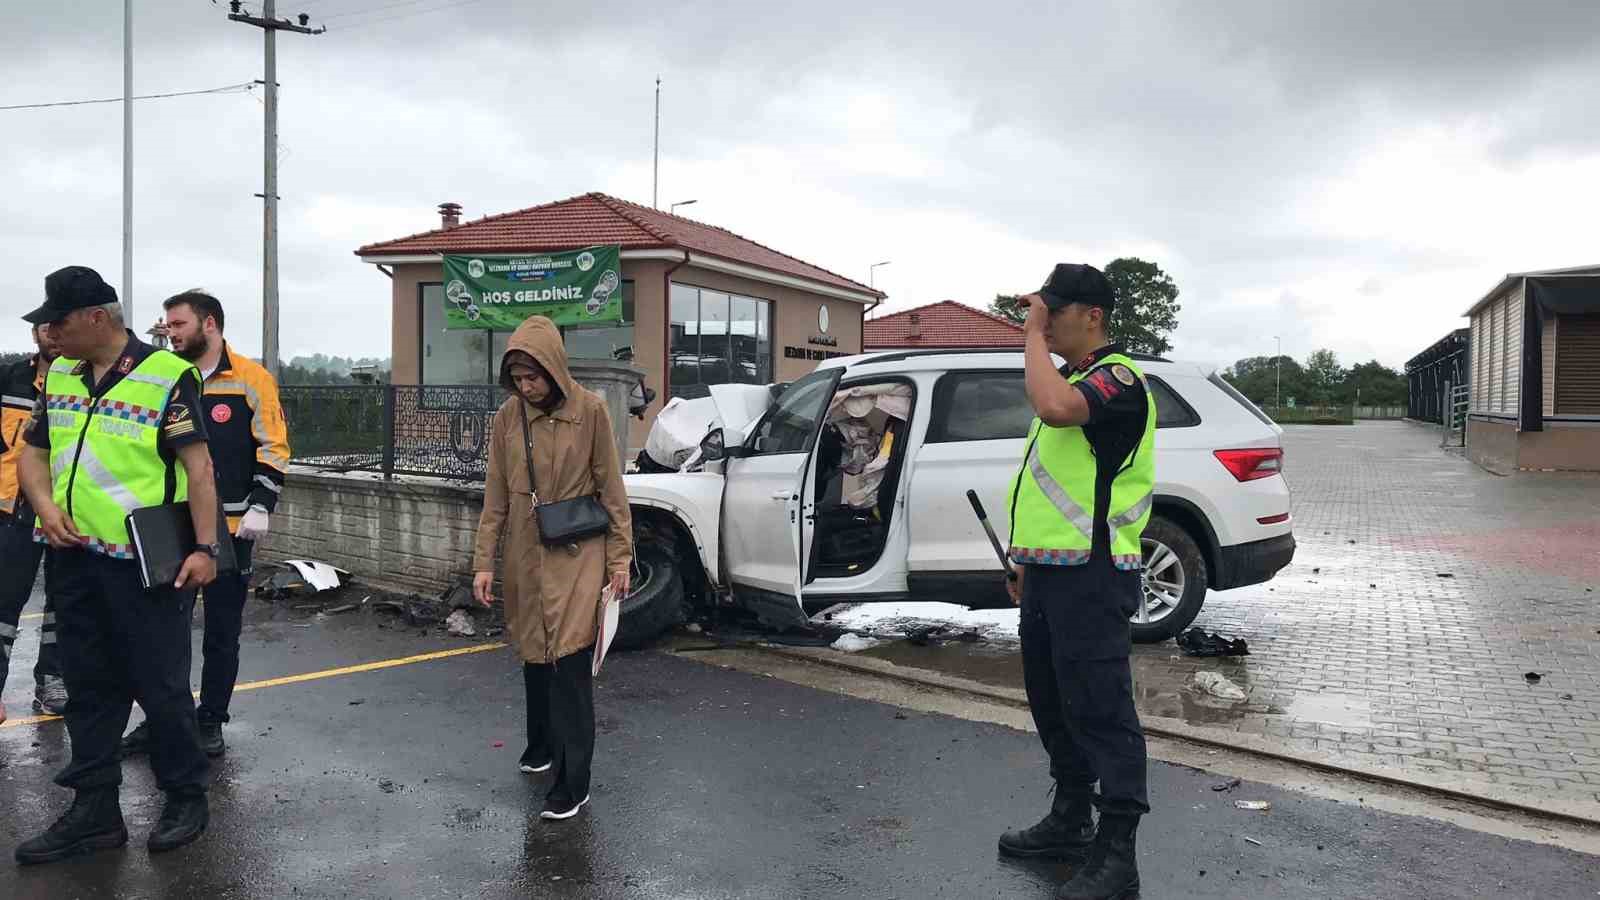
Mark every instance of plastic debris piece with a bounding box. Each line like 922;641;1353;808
283;559;348;592
1191;671;1247;702
1212;778;1242;792
831;633;880;652
445;609;477;637
1235;800;1272;811
1524;672;1543;685
1244;837;1263;846
1178;629;1250;657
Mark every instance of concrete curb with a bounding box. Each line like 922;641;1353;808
751;644;1600;830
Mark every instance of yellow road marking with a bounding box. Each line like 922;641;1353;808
0;642;508;730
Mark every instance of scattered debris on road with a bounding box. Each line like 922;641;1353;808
1243;836;1263;846
1212;778;1242;792
1190;671;1248;702
445;609;478;637
1235;800;1272;811
1525;672;1543;685
831;633;880;652
1178;628;1251;657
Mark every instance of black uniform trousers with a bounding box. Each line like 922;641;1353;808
1019;559;1150;816
524;646;595;802
0;510;60;692
48;548;208;797
196;536;253;724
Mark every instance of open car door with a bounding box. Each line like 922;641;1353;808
720;367;844;628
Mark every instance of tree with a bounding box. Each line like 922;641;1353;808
0;351;29;368
1224;355;1306;407
1103;258;1181;356
987;294;1026;325
1304;349;1345;405
1339;360;1407;406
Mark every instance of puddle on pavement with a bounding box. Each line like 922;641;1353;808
857;637;1374;733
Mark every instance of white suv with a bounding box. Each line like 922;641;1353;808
614;349;1295;648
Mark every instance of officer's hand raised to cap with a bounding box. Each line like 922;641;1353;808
36;502;87;549
175;552;217;590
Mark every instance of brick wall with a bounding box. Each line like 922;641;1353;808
260;468;487;595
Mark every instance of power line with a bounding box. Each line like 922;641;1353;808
327;0;491;31
0;82;256;112
319;0;443;21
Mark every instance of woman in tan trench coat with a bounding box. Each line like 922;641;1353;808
472;316;632;821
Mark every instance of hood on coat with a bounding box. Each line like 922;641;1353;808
498;315;579;411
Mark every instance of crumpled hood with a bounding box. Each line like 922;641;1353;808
498;315;578;405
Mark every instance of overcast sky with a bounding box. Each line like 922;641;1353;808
4;0;1600;372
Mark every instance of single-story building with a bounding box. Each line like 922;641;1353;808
356;193;884;446
863;300;1025;351
1404;328;1469;423
1465;265;1600;473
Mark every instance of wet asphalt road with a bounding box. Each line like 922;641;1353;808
2;592;1598;899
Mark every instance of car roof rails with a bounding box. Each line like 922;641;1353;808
856;348;1170;366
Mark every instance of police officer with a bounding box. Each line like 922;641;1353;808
997;264;1153;900
14;266;220;865
122;290;289;759
1;322;67;724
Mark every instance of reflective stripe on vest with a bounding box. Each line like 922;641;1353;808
1007;353;1157;571
39;351;196;559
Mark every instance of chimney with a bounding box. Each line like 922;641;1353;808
907;312;921;339
438;202;462;229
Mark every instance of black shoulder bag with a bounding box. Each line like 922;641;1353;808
519;400;611;546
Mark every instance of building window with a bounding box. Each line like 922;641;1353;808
421;281;635;384
670;283;772;399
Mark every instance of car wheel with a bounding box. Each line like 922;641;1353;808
612;544;686;652
1132;515;1208;643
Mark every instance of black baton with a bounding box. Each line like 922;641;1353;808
966;490;1017;582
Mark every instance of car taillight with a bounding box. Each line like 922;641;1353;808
1214;447;1283;482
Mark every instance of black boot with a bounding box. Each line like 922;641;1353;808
998;787;1095;860
1057;813;1140;899
147;794;209;854
120;721;151;757
14;788;128;865
199;721;226;758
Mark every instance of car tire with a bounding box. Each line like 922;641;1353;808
1132;515;1209;644
612;544;686;652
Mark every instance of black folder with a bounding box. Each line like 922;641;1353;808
126;503;238;590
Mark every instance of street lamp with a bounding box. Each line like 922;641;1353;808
869;260;891;288
670;199;698;215
1274;335;1282;411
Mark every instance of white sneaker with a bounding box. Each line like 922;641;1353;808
539;794;590;820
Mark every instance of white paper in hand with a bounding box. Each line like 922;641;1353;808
592;586;620;677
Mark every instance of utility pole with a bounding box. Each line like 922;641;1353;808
652;77;661;209
227;0;323;377
1274;335;1282;411
123;0;133;323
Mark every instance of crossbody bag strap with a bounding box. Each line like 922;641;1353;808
518;400;540;507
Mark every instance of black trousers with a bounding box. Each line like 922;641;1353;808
48;549;208;797
197;537;253;724
1019;561;1150;816
524;647;595;801
0;511;59;692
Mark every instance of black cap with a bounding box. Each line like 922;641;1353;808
22;266;119;324
1038;263;1114;311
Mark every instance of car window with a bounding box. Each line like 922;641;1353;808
747;369;837;455
1148;375;1201;428
927;372;1034;442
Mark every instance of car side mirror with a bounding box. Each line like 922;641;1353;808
698;428;726;463
720;426;752;459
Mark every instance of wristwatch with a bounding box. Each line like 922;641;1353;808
193;543;221;558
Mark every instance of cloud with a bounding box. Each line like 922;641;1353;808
4;0;1600;375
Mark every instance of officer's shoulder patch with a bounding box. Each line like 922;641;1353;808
166;403;189;425
1110;364;1136;386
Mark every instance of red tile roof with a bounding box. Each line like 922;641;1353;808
357;192;882;296
863;300;1026;349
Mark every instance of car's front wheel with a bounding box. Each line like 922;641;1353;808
1131;515;1209;643
612;544;686;652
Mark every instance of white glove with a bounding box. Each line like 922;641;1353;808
237;506;270;541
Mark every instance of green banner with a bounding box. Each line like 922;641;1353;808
441;246;622;330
